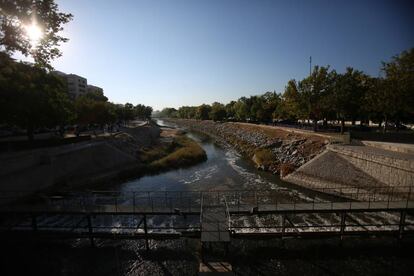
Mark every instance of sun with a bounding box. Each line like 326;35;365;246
24;22;43;47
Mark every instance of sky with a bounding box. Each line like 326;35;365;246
31;0;414;110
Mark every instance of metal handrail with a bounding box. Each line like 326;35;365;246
223;195;231;231
200;192;204;224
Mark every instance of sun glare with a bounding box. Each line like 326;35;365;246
24;22;43;47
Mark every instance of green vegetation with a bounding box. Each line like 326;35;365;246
253;148;275;168
139;135;207;173
156;48;414;134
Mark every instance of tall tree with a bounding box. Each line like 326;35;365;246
381;48;414;130
277;80;302;120
196;104;211;120
332;68;369;133
234;97;249;121
0;0;73;68
210;102;226;121
299;66;335;131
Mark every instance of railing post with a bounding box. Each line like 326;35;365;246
340;212;346;240
143;214;149;250
399;210;406;240
133;192;136;213
387;190;391;209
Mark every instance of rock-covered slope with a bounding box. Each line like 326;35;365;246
166;119;328;175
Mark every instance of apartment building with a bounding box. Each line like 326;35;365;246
53;71;88;99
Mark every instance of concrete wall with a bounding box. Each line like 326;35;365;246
328;145;414;188
0;141;137;201
283;144;414;200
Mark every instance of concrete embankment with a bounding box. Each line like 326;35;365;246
284;143;414;200
0;124;161;201
164;119;328;175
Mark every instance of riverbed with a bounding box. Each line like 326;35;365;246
119;119;323;202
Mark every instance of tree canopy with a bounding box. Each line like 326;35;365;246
0;0;73;68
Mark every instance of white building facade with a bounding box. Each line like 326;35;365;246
53;71;105;100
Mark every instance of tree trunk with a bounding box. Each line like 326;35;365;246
313;119;318;132
341;119;345;134
383;115;388;134
351;120;356;126
395;119;400;132
323;118;328;128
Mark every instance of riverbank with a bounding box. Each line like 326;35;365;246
0;121;207;200
164;119;328;176
134;128;207;174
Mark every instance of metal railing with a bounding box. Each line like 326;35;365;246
223;195;231;231
1;187;413;214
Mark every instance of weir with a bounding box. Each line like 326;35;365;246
1;189;414;246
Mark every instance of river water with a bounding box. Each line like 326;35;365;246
119;119;317;202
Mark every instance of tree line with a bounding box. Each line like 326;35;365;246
0;53;152;140
156;48;413;133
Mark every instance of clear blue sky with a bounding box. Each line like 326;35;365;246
47;0;414;110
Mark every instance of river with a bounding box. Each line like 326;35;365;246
119;119;320;203
2;120;413;276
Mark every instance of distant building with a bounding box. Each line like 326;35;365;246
67;74;87;98
52;71;88;99
87;84;104;94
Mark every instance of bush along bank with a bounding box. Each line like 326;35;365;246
165;119;328;176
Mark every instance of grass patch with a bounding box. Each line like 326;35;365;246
135;134;206;175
